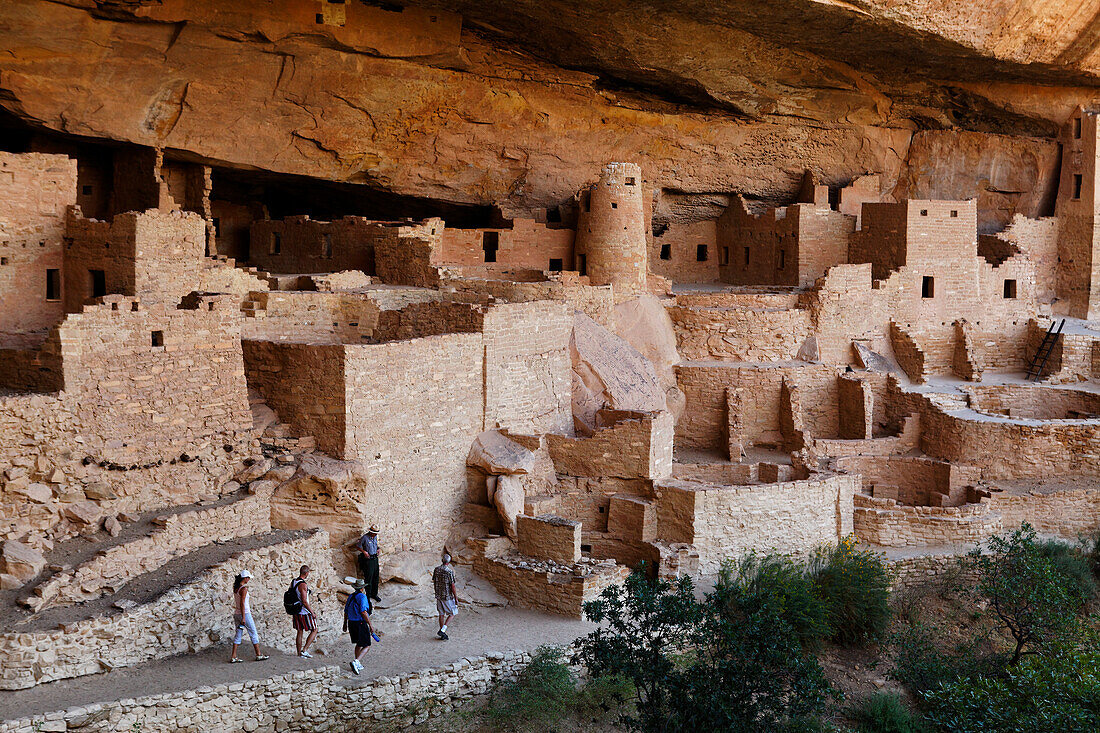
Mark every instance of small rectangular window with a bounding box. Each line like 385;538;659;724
482;231;499;263
315;13;324;23
548;258;563;272
743;246;750;266
1075;117;1082;139
950;210;958;218
89;269;106;298
625;177;636;186
0;257;7;266
81;184;92;196
1074;174;1083;200
696;244;708;262
1003;279;1017;299
321;233;332;258
611;202;618;209
920;209;928;216
721;246;729;266
659;244;671;260
271;232;282;255
151;330;164;348
45;268;60;300
578;254;587;276
778;249;786;270
921;276;934;299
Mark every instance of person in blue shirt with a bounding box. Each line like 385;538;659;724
342;578;376;675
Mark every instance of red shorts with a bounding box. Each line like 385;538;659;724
293;612;315;631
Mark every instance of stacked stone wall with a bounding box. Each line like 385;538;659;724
548;411;673;480
439;219;574;270
649;220;719;283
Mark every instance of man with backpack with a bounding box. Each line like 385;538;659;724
284;565;318;658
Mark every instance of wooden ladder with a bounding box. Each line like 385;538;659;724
1026;319;1065;381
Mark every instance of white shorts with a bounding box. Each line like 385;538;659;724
436;598;458;617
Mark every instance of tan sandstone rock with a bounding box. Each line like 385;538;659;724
493;475;525;540
0;540;46;582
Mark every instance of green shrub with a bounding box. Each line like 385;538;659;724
718;554;830;650
889;623;995;696
484;646;579;728
921;646;1100;733
1037;539;1097;606
848;692;927;733
809;536;892;645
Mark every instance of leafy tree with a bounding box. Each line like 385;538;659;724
971;523;1078;665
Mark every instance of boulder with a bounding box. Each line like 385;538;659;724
83;482;117;501
0;574;21;591
467;430;536;475
63;501;101;526
571;313;665;435
263;465;297;483
614;295;684;419
493;474;525;539
103;515;122;538
235;458;273;484
853;342;895;373
13;482;53;504
380;551;438;585
1;541;46;582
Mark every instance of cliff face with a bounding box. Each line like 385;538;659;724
1;0;1096;224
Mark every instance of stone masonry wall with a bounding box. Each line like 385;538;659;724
0;152;75;343
439;219;575;270
516;514;581;563
0;529;334;691
649;220;719;283
0;649;536;733
547;411;673;480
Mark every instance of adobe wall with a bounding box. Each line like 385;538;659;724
675;363;840;452
833;454;976;506
1054;109;1100;319
650;220;719;283
716;200;800;287
63;209;206;312
482;301;572;434
548;411;674;480
52;296;252;466
575;162;648;295
241;291;381;343
439;219;575;270
994;214;1059;305
0;153;75;343
516;514;581;563
344;333;484;549
848;202;911;280
795;205;856;286
0;530;333;691
242;340;347;455
989;487;1100;539
965;383;1100;419
655;474;857;574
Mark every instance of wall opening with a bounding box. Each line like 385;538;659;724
89;269;106;298
151;330;164;348
625;177;635;186
778;249;786;270
696;244;708;262
271;232;282;255
45;268;60;301
1075;117;1083;139
720;246;729;266
482;231;499;263
743;246;750;266
950;210;958;218
1003;279;1017;299
548;258;563;272
610;202;618;209
321;232;332;258
1074;174;1083;200
921;275;934;299
659;244;671;260
920;209;928;216
578;254;587;276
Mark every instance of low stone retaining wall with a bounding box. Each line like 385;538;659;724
0;650;535;733
853;494;1000;547
0;530;334;690
30;487;274;610
886;552;977;592
473;553;629;618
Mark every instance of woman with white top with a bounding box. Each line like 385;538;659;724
230;569;269;663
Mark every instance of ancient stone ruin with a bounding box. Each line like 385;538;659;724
1;0;1100;730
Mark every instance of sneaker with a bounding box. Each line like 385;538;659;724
371;596;382;603
255;655;269;661
299;651;313;659
229;658;243;664
440;631;449;641
436;630;445;640
350;660;360;675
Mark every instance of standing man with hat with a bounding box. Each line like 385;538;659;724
354;525;382;603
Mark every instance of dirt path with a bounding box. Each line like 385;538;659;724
0;605;593;721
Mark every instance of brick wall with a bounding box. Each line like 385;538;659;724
650;220;719;283
0;153;76;343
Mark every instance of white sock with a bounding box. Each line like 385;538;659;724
440;624;447;632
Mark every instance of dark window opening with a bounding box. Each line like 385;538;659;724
482;231;499;263
950;210;958;218
0;257;7;265
546;208;562;224
611;202;618;209
920;209;928;216
315;13;324;23
212;217;221;236
548;258;563;272
696;244;708;262
743;246;750;266
921;276;934;299
581;544;592;553
1075;117;1083;139
721;246;729;266
578;254;587;276
1003;279;1017;299
778;249;786;270
625;177;636;186
81;184;92;196
151;331;164;348
271;232;281;255
1074;174;1083;200
89;269;106;298
659;244;671;260
45;268;60;300
321;233;332;258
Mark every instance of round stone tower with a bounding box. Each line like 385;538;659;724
576;162;648;295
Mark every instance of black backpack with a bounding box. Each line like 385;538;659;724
283;578;304;615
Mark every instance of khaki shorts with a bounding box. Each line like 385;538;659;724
436;598;458;617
